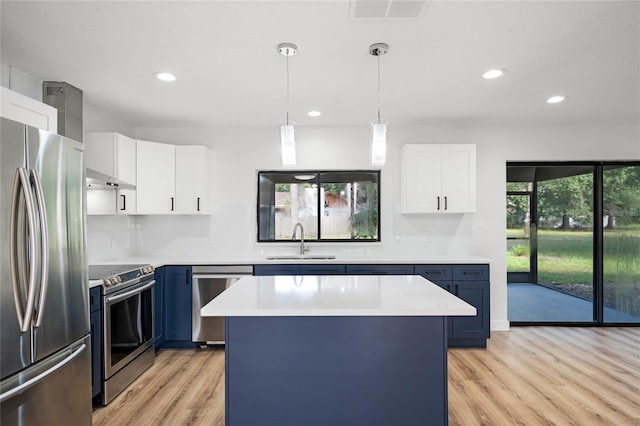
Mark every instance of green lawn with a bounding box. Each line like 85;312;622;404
507;227;640;314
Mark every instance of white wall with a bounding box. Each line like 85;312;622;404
83;102;136;263
129;122;639;331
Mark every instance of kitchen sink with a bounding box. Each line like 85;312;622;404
265;254;336;260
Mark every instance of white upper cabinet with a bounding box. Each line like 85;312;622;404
401;144;476;214
85;132;137;215
175;145;212;214
85;132;136;184
0;86;58;132
136;140;176;214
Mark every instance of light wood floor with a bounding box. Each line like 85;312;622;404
93;327;640;425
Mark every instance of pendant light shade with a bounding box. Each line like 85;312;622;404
369;43;389;167
280;123;296;166
278;42;297;167
371;122;387;166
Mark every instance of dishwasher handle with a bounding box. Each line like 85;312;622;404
192;274;251;280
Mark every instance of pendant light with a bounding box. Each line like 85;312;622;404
278;42;297;167
369;42;388;167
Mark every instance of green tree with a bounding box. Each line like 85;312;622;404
603;166;640;229
538;175;592;229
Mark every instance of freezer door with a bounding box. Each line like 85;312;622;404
0;118;31;380
0;335;92;425
26;127;89;362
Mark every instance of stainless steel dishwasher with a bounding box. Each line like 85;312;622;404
192;265;253;344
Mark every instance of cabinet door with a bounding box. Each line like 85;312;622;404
175;145;211;214
154;267;165;348
254;264;301;276
89;286;102;397
300;264;346;275
345;264;414;275
401;144;442;213
115;134;136;184
90;309;102;398
441;145;476;213
116;190;136;214
450;281;490;340
163;266;192;345
0;86;57;132
85;132;116;177
136;140;176;214
414;265;453;286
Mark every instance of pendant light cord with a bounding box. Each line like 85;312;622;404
286;49;290;125
377;52;381;124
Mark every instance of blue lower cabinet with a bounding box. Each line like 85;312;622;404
300;264;346;275
89;286;102;399
226;316;448;425
154;267;165;349
345;264;415;275
415;264;490;348
162;266;193;348
254;264;301;276
450;280;490;347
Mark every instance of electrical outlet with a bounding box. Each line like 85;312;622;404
110;236;117;248
421;231;432;242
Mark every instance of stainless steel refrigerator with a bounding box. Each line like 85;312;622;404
0;117;91;424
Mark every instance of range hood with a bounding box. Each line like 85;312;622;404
86;168;135;190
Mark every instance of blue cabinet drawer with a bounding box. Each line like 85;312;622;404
300;264;346;275
254;264;301;276
89;286;101;313
345;264;414;275
414;265;453;283
452;265;489;281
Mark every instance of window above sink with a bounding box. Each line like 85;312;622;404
257;170;380;243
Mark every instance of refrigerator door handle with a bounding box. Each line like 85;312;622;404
9;168;39;332
30;169;49;327
0;343;86;403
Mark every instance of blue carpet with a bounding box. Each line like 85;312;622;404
508;283;639;323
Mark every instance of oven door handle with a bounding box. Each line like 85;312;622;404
105;280;155;305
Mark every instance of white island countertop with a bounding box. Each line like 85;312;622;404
201;275;476;317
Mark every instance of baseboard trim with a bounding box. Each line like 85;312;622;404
491;319;510;331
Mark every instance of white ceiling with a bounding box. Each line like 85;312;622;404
1;1;639;128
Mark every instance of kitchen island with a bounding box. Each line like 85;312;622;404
201;275;475;426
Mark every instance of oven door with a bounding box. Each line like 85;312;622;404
103;279;155;380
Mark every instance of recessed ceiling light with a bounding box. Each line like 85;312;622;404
155;72;176;82
483;69;507;79
547;95;566;104
307;110;322;117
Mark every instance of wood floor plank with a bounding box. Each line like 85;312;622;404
93;328;640;425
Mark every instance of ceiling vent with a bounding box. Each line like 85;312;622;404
349;0;429;20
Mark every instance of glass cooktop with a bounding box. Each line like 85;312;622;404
88;264;148;280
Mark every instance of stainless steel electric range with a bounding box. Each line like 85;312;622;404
89;264;155;405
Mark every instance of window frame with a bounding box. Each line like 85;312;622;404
257;170;381;243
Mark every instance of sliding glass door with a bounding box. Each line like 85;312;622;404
603;165;640;323
507;165;596;322
507;162;639;325
535;167;594;322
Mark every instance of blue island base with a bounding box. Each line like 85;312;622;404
225;316;448;426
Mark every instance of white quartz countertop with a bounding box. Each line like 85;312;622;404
93;252;492;270
200;275;476;317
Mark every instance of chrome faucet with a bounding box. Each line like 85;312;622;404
291;222;309;255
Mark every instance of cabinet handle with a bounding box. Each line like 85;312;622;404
437;196;440;210
171;197;174;212
446;284;451;292
197;197;200;212
463;271;480;276
444;196;448;211
120;194;126;211
454;284;459;295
